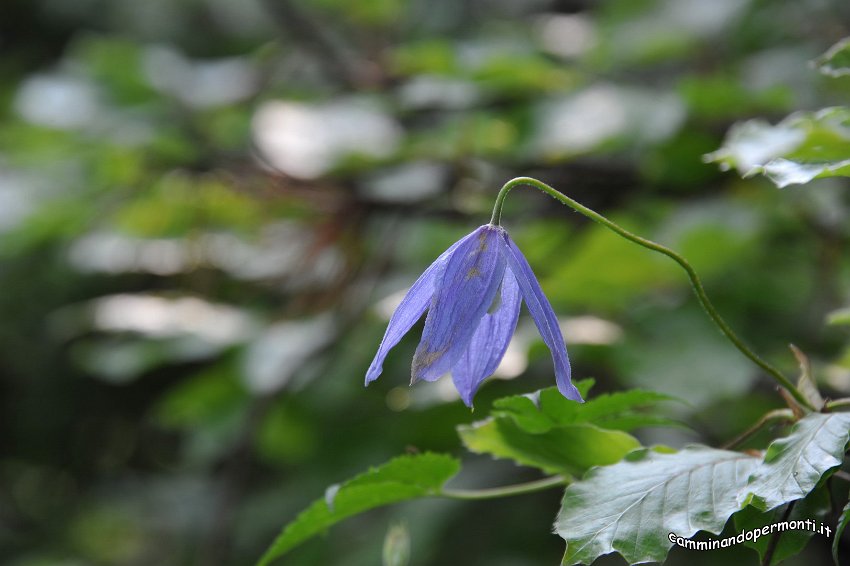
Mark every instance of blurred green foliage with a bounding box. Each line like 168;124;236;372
2;0;850;565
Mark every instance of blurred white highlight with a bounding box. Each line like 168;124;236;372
536;14;597;58
68;225;343;289
536;85;685;155
242;315;335;394
252;99;402;179
561;315;623;345
92;294;253;346
143;45;259;108
15;74;99;129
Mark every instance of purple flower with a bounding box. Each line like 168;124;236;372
366;224;584;407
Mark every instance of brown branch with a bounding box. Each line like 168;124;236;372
261;0;376;89
762;501;795;566
198;396;273;566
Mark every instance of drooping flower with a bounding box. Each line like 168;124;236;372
366;224;583;407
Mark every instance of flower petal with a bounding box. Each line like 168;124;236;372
412;225;506;383
452;268;521;407
365;231;477;386
499;231;583;402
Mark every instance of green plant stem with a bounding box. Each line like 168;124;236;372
722;409;795;449
490;177;816;412
439;475;568;500
825;398;850;411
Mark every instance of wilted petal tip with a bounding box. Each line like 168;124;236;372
499;231;581;404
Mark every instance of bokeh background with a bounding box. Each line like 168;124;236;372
2;0;850;564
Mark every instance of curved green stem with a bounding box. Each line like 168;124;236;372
722;408;794;449
491;177;816;412
438;475;568;500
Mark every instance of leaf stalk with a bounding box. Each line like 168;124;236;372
439;475;568;500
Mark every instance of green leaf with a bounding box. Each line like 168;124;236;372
705;107;850;188
740;412;850;511
834;500;850;565
69;35;155;105
544;216;680;311
678;73;791;120
462;382;679;476
458;419;640;476
491;384;682;434
256;453;460;565
153;365;247;428
752;158;850;188
815;37;850;78
734;486;831;565
827;307;850;326
613;307;758;408
556;445;759;565
487;379;596;434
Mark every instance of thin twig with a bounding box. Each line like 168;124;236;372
199;396;274;566
762;501;795;566
261;0;372;89
722;409;795;450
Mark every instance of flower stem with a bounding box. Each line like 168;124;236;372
438;475;568;500
491;176;816;412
